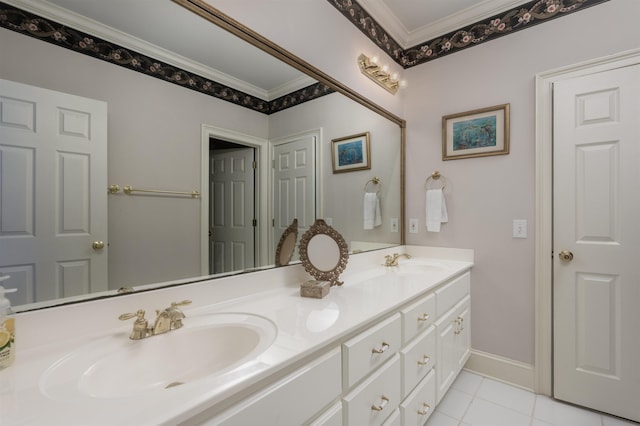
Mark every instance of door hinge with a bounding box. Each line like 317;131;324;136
272;218;275;227
252;160;257;169
252;219;257;227
272;159;275;168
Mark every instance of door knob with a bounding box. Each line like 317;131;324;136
558;250;574;262
92;241;105;250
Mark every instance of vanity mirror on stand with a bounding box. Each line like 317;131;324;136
0;0;405;312
299;219;350;295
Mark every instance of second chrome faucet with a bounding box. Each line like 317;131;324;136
119;300;191;340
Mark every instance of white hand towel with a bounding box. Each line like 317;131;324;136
364;192;382;230
426;189;448;232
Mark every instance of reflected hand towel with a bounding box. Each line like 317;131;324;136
364;192;382;230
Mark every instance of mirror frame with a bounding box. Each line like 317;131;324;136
174;0;406;242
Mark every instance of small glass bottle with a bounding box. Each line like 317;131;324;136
0;276;16;370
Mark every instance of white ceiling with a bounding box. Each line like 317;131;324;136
10;0;532;96
358;0;531;48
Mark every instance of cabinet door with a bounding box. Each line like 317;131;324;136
454;299;471;373
435;296;470;404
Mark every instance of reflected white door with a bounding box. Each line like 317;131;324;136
272;136;315;260
210;147;255;273
0;79;108;304
553;64;640;422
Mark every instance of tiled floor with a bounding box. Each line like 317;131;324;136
426;370;639;426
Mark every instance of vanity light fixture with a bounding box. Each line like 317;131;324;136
357;54;405;95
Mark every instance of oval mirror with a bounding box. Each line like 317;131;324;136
275;219;298;267
299;219;349;286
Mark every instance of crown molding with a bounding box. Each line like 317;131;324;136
358;0;531;48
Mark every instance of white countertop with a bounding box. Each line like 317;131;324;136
0;246;473;425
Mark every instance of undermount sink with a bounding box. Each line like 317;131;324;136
39;312;277;400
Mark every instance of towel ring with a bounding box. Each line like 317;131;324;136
364;177;381;193
425;171;446;190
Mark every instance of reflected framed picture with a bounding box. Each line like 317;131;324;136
442;103;510;160
331;132;371;173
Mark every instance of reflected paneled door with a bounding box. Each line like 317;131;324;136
553;64;640;422
0;79;108;304
210;147;255;273
272;135;316;259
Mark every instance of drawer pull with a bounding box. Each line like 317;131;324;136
417;355;431;366
455;316;464;324
371;395;390;412
371;342;390;354
417;313;430;322
417;403;431;416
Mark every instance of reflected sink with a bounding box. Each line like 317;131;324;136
40;313;277;400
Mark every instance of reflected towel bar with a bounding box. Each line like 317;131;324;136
108;184;200;198
364;176;381;193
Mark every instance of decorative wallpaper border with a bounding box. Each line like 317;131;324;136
0;2;334;115
328;0;611;68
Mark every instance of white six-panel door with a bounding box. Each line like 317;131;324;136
272;135;316;262
210;147;255;274
553;64;640;422
0;79;108;305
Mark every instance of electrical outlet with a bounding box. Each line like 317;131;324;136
390;218;399;232
513;219;527;238
409;218;419;233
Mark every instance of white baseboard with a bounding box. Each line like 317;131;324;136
464;349;536;392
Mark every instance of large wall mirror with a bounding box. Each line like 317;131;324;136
0;0;405;312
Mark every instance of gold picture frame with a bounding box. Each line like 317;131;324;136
331;132;371;173
442;103;510;160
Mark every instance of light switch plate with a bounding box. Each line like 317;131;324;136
513;219;527;238
409;218;419;233
390;218;399;232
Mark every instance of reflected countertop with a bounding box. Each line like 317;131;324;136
0;245;473;425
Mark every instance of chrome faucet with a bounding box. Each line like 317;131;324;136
384;252;411;267
119;300;192;340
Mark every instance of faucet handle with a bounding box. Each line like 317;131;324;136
118;309;146;321
118;309;149;340
170;300;192;308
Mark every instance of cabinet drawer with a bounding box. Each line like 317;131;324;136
343;355;401;426
400;369;436;426
343;314;401;388
309;402;342;426
382;409;400;426
211;348;341;425
400;325;435;397
435;272;470;317
401;292;435;344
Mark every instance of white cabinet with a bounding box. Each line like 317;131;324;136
203;348;342;425
190;270;471;426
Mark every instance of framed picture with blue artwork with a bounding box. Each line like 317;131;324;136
442;103;510;160
331;132;371;173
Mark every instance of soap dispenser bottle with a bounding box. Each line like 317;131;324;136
0;275;16;370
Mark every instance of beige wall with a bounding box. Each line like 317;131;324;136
218;0;640;366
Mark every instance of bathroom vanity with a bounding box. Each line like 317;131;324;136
0;246;472;425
